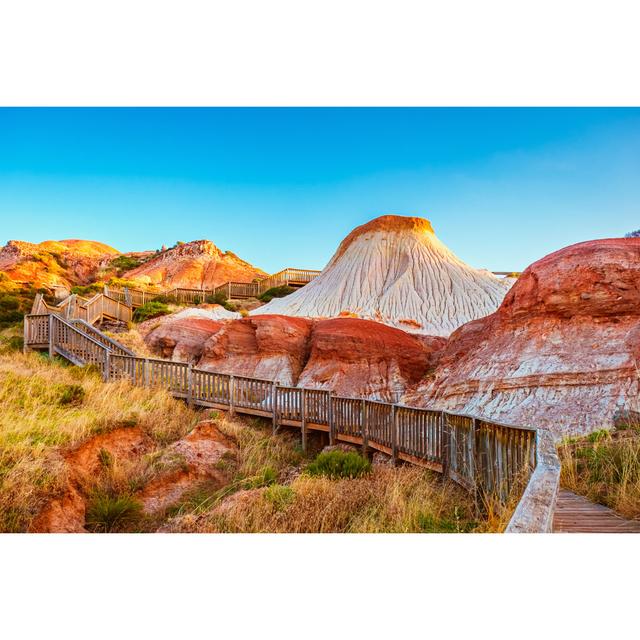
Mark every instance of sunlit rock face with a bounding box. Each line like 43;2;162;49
123;239;267;289
403;238;640;437
144;314;446;400
251;215;509;336
0;239;119;288
198;315;314;385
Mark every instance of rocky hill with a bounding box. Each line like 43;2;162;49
252;214;510;336
122;239;267;289
0;239;120;289
403;237;640;437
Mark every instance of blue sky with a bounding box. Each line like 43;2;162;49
0;107;638;273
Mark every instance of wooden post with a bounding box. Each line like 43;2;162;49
103;350;111;382
328;391;335;445
272;381;278;434
144;358;150;387
187;363;193;408
301;388;307;453
23;317;28;354
441;411;449;479
48;314;54;358
471;417;480;512
229;375;236;417
361;398;368;456
391;404;398;466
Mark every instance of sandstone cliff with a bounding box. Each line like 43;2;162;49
144;313;444;400
403;238;640;437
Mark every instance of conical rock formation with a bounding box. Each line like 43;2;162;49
252;215;509;336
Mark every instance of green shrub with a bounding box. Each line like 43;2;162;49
58;383;86;406
258;285;295;303
264;484;295;510
70;283;103;296
205;291;238;312
133;301;171;322
305;450;371;479
244;466;278;489
110;255;142;275
85;491;143;532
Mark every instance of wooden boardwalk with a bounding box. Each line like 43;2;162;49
553;490;640;533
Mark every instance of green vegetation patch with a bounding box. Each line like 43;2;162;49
133;301;171;322
85;490;143;533
258;285;295;303
305;450;371;479
110;255;142;276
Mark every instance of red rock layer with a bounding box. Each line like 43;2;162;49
144;314;444;399
298;318;443;400
404;238;640;437
199;315;314;385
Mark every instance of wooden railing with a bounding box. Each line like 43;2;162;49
31;292;132;325
104;266;322;307
103;353;537;504
22;311;547;524
256;268;321;294
69;318;135;357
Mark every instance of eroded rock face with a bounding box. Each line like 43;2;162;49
404;238;640;437
298;318;444;400
122;239;266;289
144;314;444;400
199;315;314;385
252;214;510;336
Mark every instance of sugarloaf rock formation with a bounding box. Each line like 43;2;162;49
251;215;509;336
122;239;266;289
403;238;640;437
0;239;120;288
144;314;443;400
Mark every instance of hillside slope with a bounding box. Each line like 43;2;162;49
122;239;267;289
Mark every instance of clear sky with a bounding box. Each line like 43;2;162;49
0;107;638;273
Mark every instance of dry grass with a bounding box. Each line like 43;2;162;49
169;465;480;533
559;426;640;520
0;325;515;533
104;325;154;357
0;342;199;532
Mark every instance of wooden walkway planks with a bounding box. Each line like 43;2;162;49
553;490;640;533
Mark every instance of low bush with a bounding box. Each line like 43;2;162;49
58;383;86;407
110;255;142;276
205;291;238;312
305;450;371;479
264;484;295;510
258;285;295;303
133;301;171;322
70;283;103;296
85;491;143;532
